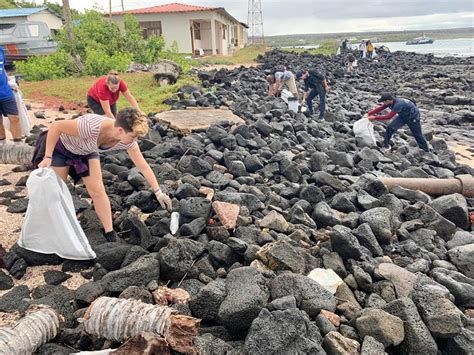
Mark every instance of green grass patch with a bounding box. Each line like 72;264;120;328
195;45;268;65
21;72;200;114
281;40;339;56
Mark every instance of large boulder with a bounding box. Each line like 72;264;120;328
218;267;269;333
383;298;438;354
244;308;325;354
149;59;181;84
448;244;474;278
101;254;160;293
355;308;405;348
158;238;206;281
359;207;394;244
429;193;469;229
270;273;336;318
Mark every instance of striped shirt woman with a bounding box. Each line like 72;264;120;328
34;108;172;242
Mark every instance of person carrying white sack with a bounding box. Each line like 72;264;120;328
32;107;172;242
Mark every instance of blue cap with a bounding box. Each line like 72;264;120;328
295;70;303;80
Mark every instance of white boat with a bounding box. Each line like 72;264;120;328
406;34;435;45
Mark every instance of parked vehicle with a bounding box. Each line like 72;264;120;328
0;21;57;63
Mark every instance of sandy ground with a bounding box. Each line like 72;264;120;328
0;101;88;303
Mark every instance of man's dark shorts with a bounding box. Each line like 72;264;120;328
0;96;18;116
87;95;117;117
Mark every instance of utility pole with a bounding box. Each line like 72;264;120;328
121;0;125;11
62;0;74;43
247;0;265;47
62;0;85;71
109;0;112;20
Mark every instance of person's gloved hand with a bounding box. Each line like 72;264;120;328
155;190;172;211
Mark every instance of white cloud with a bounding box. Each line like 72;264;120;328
50;0;474;35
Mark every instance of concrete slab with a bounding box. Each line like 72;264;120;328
155;108;245;134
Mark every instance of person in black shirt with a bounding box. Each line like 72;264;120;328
296;69;330;120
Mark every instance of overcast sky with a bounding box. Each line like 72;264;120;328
51;0;473;36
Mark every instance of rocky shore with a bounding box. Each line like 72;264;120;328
0;50;473;354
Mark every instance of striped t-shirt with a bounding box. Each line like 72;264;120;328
60;114;137;156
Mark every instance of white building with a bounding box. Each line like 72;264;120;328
0;7;63;33
110;3;248;56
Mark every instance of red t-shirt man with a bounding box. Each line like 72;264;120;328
86;72;143;119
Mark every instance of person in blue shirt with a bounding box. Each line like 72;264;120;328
0;47;21;145
296;69;330;120
366;92;429;152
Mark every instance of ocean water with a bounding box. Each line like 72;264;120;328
375;38;474;57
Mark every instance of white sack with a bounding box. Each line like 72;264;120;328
2;89;32;137
19;168;96;260
353;117;377;146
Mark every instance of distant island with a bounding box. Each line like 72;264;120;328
266;27;473;47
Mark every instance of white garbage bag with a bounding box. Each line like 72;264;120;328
19;168;96;260
353;117;377;146
2;89;32;137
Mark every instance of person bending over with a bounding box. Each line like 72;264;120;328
87;71;143;119
366;92;429;152
34;108;172;241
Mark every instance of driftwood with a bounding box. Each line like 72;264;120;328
0;306;62;355
0;144;34;165
83;297;200;354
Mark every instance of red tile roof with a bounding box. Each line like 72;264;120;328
111;2;216;15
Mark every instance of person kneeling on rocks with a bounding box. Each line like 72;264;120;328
296;69;330;120
366;92;429;152
33;108;172;242
267;66;299;99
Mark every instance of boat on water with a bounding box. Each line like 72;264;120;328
406;34;435;45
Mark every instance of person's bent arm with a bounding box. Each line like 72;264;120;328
127;145;172;210
369;111;397;121
324;79;330;92
367;104;387;116
122;90;143;114
99;100;115;119
38;120;80;167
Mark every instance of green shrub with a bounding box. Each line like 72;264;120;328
84;48;132;76
55;10;122;58
15;51;75;81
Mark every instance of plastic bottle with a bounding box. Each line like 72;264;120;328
170;212;180;235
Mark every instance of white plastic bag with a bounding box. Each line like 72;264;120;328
353;117;377;146
353;59;358;67
19;168;96;260
2;89;32;137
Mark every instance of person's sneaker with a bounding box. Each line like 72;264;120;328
319;116;325;121
104;230;117;242
381;146;391;153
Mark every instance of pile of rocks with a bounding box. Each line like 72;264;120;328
1;50;473;354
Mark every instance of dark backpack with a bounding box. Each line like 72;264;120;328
272;65;286;74
309;69;325;81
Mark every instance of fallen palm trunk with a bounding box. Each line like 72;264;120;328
0;144;34;165
379;174;474;197
0;306;62;355
83;297;200;354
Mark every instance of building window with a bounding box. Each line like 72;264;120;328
193;22;201;40
139;21;162;39
222;25;226;39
